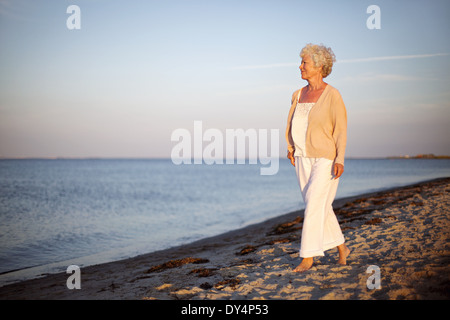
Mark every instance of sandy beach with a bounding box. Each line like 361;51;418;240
0;177;449;300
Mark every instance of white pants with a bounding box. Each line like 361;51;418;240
295;157;345;258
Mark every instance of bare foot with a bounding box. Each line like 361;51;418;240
337;244;350;265
293;257;313;273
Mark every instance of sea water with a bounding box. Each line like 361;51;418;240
0;158;449;286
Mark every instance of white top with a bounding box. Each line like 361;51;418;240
291;102;315;157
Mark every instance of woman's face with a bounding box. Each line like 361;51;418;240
299;55;322;80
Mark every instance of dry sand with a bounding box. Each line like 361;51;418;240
0;178;449;300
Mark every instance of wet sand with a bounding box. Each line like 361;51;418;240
0;177;449;300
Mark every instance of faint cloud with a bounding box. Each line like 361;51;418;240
338;53;449;64
217;83;293;97
0;0;12;14
233;53;449;70
0;0;38;21
340;73;422;83
416;101;450;111
0;0;20;18
231;63;298;70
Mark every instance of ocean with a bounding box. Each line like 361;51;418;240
1;158;449;286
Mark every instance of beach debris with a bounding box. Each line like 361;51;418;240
189;268;217;277
236;245;258;255
214;278;241;290
266;235;297;245
365;218;383;225
97;281;119;293
146;257;209;273
155;283;173;291
199;282;213;290
268;216;303;236
239;258;255;265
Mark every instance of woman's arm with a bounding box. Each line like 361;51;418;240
287;150;295;166
333;163;344;179
332;90;347;166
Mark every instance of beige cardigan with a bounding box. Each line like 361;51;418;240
285;84;347;165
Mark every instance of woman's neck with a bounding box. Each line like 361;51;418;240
306;76;326;91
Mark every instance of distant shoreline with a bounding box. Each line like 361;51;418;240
387;154;450;159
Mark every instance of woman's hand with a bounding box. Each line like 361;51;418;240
333;163;344;179
287;151;295;167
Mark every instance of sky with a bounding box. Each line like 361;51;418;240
0;0;449;159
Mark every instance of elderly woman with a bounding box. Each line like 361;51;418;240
286;43;350;272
